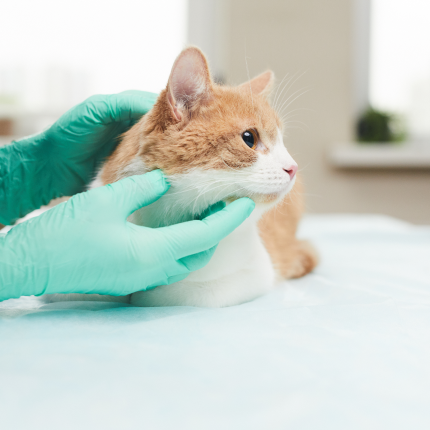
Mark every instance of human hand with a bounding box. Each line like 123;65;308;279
42;90;158;196
0;91;157;225
0;170;255;300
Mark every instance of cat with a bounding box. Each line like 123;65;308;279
46;46;318;307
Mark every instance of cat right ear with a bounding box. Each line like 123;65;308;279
167;47;213;122
239;70;274;97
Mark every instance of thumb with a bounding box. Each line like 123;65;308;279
103;170;169;218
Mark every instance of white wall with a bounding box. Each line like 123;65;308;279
1;0;187;113
188;0;430;223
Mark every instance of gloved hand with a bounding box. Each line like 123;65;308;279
0;90;157;225
0;170;255;301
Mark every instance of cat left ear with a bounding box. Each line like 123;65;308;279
239;70;274;97
167;47;213;122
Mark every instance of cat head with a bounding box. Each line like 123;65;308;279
138;47;298;212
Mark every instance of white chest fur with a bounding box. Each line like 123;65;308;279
130;208;276;307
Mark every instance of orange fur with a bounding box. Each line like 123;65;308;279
102;85;280;181
101;47;317;281
258;178;318;279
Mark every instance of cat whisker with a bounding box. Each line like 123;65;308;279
297;162;312;173
168;174;232;192
190;182;234;214
190;178;255;209
280;107;309;123
244;41;255;114
277;88;310;117
284;125;307;132
273;71;301;112
282;119;308;128
212;184;236;204
167;182;213;196
173;178;233;197
273;70;307;112
272;197;293;218
272;72;292;111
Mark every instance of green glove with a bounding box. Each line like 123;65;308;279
0;170;255;301
0;90;157;225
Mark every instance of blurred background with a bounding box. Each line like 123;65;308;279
1;0;429;223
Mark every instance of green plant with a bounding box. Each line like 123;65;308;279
356;107;406;143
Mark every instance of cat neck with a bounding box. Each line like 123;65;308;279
128;169;269;229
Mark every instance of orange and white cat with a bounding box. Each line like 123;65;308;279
52;47;317;307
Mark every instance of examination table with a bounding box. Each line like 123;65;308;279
1;215;430;429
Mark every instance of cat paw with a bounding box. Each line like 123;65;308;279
280;240;319;279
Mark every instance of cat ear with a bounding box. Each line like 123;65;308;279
239;70;274;97
167;47;213;122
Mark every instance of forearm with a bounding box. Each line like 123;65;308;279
0;133;53;225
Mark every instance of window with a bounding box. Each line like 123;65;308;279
0;0;187;135
369;0;430;142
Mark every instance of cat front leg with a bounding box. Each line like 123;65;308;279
259;179;318;280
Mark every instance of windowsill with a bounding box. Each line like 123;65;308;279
329;142;430;169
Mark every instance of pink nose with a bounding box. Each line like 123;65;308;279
283;163;298;179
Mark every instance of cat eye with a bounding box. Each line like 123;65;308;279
241;129;258;150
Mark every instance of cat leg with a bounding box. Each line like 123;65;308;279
258;176;318;280
271;239;318;279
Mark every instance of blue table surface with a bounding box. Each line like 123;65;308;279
1;215;430;430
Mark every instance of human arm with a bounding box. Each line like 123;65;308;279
0;170;255;301
0;90;157;225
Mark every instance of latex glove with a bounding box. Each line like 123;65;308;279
0;170;255;301
0;90;157;225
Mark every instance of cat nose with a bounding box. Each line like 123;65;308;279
283;163;298;180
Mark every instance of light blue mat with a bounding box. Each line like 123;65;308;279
1;215;430;430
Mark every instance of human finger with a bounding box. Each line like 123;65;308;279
100;170;169;218
104;91;158;123
160;198;255;259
